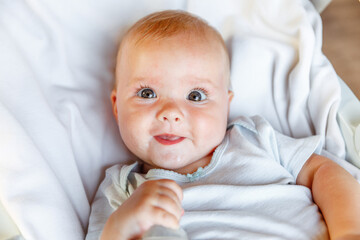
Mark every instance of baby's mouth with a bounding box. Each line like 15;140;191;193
154;134;185;145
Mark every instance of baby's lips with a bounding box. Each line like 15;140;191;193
156;134;182;140
154;134;185;145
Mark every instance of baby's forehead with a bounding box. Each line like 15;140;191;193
116;33;230;87
119;30;229;69
122;33;228;67
115;38;230;92
115;10;230;89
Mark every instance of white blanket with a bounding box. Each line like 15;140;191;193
0;0;345;239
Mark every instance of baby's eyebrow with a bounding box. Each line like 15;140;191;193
129;76;161;86
191;77;213;84
129;77;148;83
186;77;218;88
129;75;218;88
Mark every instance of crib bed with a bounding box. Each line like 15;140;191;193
1;0;359;239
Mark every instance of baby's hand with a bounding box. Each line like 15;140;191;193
101;179;184;240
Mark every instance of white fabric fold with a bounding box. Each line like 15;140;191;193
187;0;344;158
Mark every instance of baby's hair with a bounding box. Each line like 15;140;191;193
126;10;226;48
115;10;230;89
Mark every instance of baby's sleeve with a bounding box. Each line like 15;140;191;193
85;164;129;240
272;130;323;181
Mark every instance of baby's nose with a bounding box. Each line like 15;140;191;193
157;102;183;123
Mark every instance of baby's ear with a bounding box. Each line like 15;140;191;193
227;90;234;117
110;90;118;122
228;90;234;105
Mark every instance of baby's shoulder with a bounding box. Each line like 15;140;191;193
103;162;138;188
228;115;273;135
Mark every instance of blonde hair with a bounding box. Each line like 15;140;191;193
115;10;230;88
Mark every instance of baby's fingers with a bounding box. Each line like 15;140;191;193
150;206;181;229
136;180;184;230
153;192;184;221
157;179;183;203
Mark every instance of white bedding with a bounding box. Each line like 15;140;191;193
0;0;348;239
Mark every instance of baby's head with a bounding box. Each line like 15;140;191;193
111;10;233;174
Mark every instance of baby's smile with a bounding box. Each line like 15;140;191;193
154;134;185;145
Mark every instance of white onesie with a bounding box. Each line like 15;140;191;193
86;116;329;240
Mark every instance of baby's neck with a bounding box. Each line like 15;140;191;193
141;154;213;175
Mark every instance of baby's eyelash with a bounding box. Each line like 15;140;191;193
193;87;209;96
134;84;151;95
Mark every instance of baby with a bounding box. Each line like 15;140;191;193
86;10;360;240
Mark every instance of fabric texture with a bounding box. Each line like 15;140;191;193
0;0;348;239
86;116;328;240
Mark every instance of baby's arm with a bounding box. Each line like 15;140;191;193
101;179;184;240
297;154;360;239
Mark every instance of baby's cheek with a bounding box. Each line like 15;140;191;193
198;114;225;145
118;113;137;140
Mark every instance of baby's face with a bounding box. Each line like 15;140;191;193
112;35;233;173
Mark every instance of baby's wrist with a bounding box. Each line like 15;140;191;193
101;211;133;240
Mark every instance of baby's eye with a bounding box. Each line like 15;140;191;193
137;88;157;99
187;89;208;102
